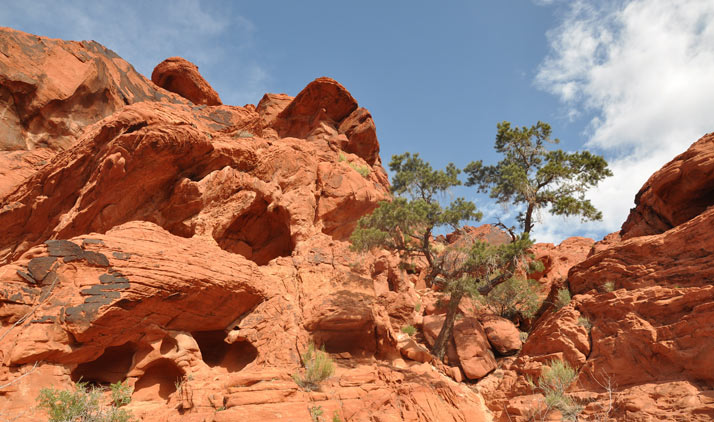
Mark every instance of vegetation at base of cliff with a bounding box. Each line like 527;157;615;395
293;343;335;391
464;121;612;234
37;381;134;422
527;359;583;421
308;405;342;422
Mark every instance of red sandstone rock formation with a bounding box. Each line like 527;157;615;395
481;134;714;421
3;26;714;422
0;29;492;422
151;57;222;106
0;27;183;151
620;132;714;239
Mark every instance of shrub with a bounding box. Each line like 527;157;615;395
414;302;422;313
309;405;324;422
577;316;592;332
37;381;134;422
603;281;615;292
483;277;541;319
535;359;582;421
349;162;370;178
401;325;417;337
519;331;529;343
338;152;370;178
293;343;335;391
555;288;571;309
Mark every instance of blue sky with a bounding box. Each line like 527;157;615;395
3;1;714;243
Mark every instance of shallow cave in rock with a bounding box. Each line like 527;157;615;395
71;342;137;385
192;330;258;372
312;328;377;358
214;197;293;265
133;358;184;402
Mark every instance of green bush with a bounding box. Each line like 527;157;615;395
110;381;133;408
483;277;541;319
349;162;370;178
309;405;324;422
555;287;571;309
293;343;335;391
603;281;615;292
338;152;370;178
534;359;582;421
401;325;417;337
37;381;134;422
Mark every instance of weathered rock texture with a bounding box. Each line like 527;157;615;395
0;27;183;151
481;135;714;421
0;29;490;422
151;57;222;106
620;132;714;239
3;26;714;422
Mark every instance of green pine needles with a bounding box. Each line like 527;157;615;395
464;121;612;234
350;153;534;360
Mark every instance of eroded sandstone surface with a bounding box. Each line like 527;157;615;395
0;28;486;422
480;133;714;421
1;27;713;422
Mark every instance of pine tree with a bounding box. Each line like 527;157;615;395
464;121;613;234
351;153;532;359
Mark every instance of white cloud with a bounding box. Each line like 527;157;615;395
534;0;714;242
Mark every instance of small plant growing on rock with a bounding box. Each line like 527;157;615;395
109;381;133;408
293;343;335;391
338;152;370;178
603;281;615;292
528;359;582;422
519;331;529;343
577;316;592;332
37;381;134;422
401;325;417;337
349;162;371;178
555;288;571;310
309;405;324;422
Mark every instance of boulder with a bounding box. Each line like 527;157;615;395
423;314;497;379
151;57;222;106
480;315;522;355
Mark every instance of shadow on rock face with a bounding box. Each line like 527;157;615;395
133;358;184;402
71;342;138;385
192;330;258;372
214;197;293;265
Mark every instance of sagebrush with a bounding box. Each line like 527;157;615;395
293;343;335;391
37;381;134;422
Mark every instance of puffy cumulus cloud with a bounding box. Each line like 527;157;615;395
534;0;714;243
